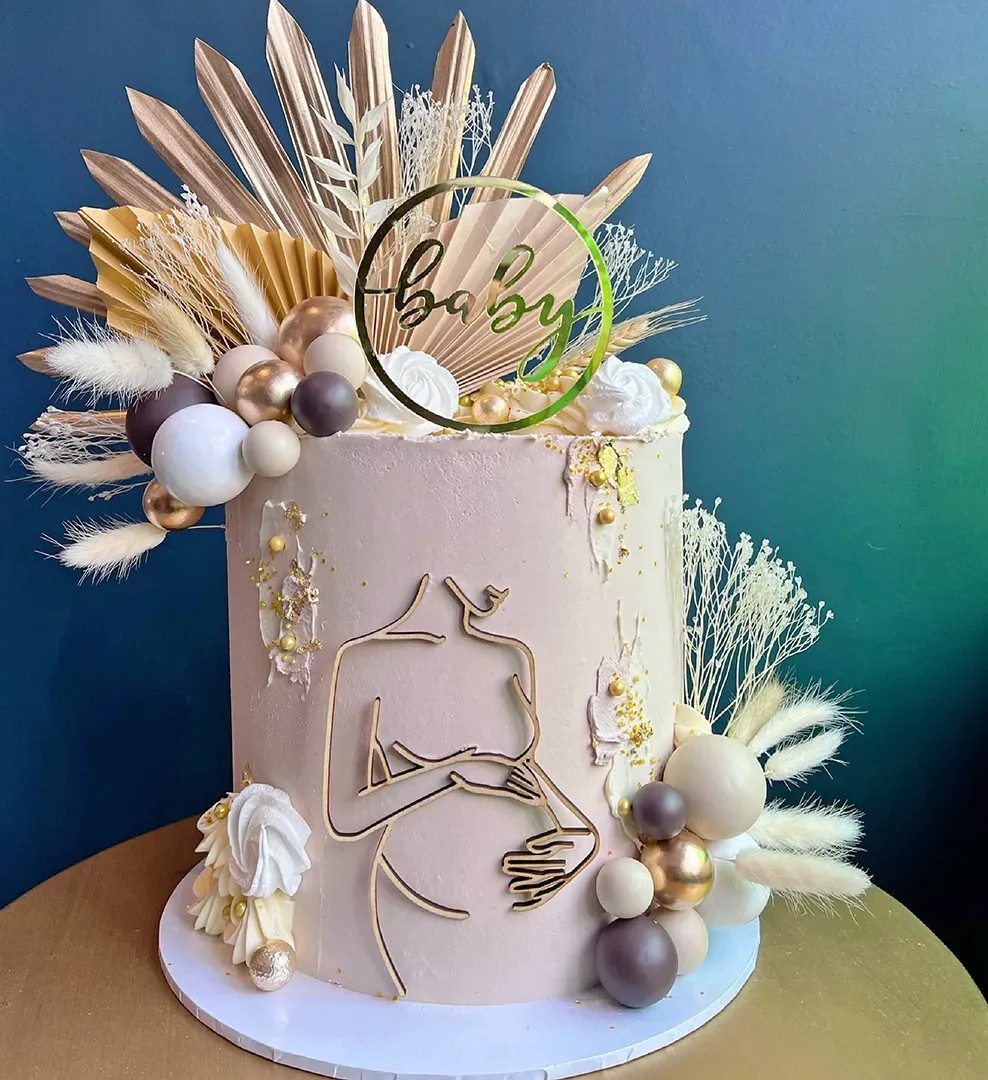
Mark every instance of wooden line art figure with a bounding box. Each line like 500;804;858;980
321;574;600;998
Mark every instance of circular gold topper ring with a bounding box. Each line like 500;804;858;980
353;176;614;434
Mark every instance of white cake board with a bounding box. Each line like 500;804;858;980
160;865;758;1080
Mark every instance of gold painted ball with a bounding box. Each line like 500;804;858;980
588;468;608;487
544;374;562;392
471;392;511;425
617;797;632;817
268;535;287;554
597;507;616;525
234;360;303;426
647;358;683;396
640;830;714;910
222;901;232;921
608;677;626;697
141;480;204;531
233;898;248;921
248;939;297;992
277;296;358;368
279;633;297;652
213;802;229;820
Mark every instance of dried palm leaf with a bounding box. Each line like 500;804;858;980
18;348;58;375
80;149;182;212
195;39;327;250
54;211;90;246
26;275;106;318
348;1;400;207
128;88;277;231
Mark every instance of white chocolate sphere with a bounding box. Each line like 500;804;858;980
595;857;655;919
241;420;302;478
696;834;771;927
650;907;709;974
303;332;368;389
151;404;253;506
663;735;767;841
213;345;280;406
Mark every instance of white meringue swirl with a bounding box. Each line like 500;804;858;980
579;355;672;435
360;346;460;436
227;783;312;899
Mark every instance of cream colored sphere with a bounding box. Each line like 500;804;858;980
241;420;302;478
213;345;280;406
595;856;655;919
303;332;368;389
650;907;709;974
662;735;767;841
696;834;771;927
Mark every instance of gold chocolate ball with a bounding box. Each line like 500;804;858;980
248;939;297;992
647;358;683;396
640;830;713;910
597;507;616;525
268;535;287;554
617;797;632;816
279;633;297;652
277;296;358;368
233;898;248;921
141;480;204;532
609;678;626;697
235;360;303;426
471;392;511;425
588;468;608;487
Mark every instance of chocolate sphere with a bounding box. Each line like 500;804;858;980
125;374;215;465
277;296;357;368
640;830;714;910
596;915;678;1008
291;370;358;437
632;782;688;840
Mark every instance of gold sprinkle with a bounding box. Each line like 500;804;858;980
322;511;329;518
361;581;367;587
608;678;626;697
597;507;616;526
268;535;287;554
617;797;632;816
564;572;570;579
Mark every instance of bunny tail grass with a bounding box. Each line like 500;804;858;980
146;294;215;376
763;727;846;784
47;323;173;402
727;679;785;743
52;520;167;581
735;848;871;910
215;242;279;350
746;688;850;758
748;798;863;855
24;451;149;491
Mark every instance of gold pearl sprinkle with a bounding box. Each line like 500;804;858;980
222;902;232;921
268;535;287;554
544;375;561;392
588;469;607;487
597;507;616;525
214;803;229;820
279;633;297;652
609;678;626;697
617;797;632;816
233;898;248;921
561;366;582;379
458;394;474;408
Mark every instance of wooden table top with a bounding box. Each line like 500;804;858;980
0;818;985;1078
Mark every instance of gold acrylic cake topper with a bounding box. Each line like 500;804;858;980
352;177;615;432
322;574;600;997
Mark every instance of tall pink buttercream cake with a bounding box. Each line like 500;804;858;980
225;426;685;1005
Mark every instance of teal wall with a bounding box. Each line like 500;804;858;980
1;1;986;986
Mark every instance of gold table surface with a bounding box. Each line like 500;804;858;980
0;818;985;1079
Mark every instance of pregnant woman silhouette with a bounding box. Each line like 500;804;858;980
321;574;600;997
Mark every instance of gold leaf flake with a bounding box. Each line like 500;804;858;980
284;502;307;531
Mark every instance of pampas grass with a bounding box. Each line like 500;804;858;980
749;798;862;855
47;322;172;402
146;293;215;376
735;848;871;910
727;678;785;744
52;519;167;581
763;727;846;784
746;688;850;758
214;241;279;349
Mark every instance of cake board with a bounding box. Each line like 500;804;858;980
160;864;759;1080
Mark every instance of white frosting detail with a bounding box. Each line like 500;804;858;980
227;783;312;899
223;888;296;965
360;346;460;436
579;356;672;436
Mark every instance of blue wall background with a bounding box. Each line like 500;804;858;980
2;1;986;986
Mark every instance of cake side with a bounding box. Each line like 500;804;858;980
225;429;684;1004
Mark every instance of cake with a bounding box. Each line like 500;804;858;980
15;1;871;1071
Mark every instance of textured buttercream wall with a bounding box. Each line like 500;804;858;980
1;0;986;986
